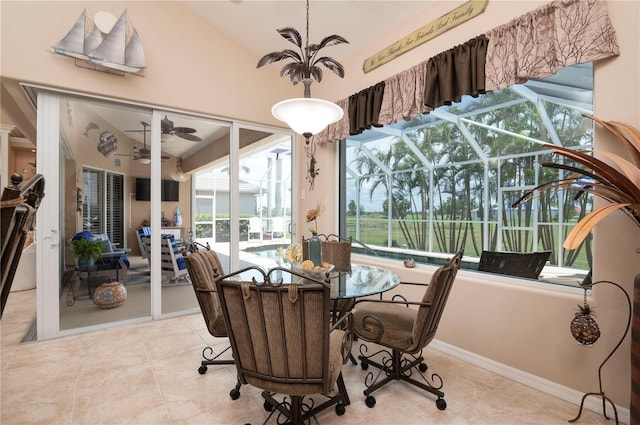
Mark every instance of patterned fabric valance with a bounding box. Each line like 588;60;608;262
485;0;619;91
378;61;432;126
316;0;619;143
315;98;349;144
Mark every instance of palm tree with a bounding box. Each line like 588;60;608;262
513;115;640;249
256;2;348;98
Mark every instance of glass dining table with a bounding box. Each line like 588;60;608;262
326;264;401;300
229;263;401;300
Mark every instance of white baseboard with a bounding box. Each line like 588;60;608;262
430;339;630;425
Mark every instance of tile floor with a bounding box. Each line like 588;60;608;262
2;289;614;425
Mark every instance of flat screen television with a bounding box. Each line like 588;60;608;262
135;178;179;201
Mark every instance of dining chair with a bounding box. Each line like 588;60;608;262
216;266;352;424
184;248;241;400
353;250;464;410
478;250;551;279
1;173;45;319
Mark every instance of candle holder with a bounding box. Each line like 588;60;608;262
568;278;630;425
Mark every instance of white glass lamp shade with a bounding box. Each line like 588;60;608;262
271;98;343;136
138;157;151;165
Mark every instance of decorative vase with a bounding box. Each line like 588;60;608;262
174;207;183;226
93;281;127;309
308;234;322;267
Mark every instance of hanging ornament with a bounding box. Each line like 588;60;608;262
570;287;600;346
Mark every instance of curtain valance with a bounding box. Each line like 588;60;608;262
485;0;619;91
316;0;619;143
349;81;386;135
423;35;488;110
378;61;431;125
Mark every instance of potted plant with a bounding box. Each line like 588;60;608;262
71;238;103;268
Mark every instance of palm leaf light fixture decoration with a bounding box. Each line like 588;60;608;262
512;114;640;250
257;0;348;144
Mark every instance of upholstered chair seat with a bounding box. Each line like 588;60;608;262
354;303;416;352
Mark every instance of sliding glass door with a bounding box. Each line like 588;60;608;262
194;125;295;273
31;87;296;338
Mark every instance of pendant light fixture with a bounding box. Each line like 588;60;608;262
257;0;348;144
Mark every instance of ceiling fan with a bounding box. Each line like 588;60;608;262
120;122;169;163
161;115;202;142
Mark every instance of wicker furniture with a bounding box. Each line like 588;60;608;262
353;250;463;410
184;249;242;399
302;234;352;272
216;266;352;424
1;174;45;318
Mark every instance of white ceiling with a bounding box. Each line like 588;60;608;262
179;1;434;63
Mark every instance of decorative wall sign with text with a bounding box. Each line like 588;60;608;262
363;0;488;73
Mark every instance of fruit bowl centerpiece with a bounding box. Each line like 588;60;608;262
292;259;335;280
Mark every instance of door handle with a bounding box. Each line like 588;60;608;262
44;228;58;247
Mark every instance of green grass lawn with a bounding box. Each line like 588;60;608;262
346;217;591;269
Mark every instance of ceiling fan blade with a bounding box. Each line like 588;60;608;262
173;126;196;134
176;132;202;142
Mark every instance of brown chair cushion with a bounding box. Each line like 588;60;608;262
184;251;226;336
354;302;417;352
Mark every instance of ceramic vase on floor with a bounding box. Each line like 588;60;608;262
93;281;127;309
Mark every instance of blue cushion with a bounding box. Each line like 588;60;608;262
72;230;91;241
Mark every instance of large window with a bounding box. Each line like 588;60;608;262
82;167;124;246
342;63;594;282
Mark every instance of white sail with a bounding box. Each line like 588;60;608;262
52;9;102;60
88;9;146;73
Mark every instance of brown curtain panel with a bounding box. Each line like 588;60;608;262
485;0;619;91
348;81;386;136
423;35;488;110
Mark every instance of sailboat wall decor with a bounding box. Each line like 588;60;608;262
51;9;146;76
52;9;102;61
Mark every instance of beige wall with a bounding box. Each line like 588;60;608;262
300;0;639;411
1;0;638;411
